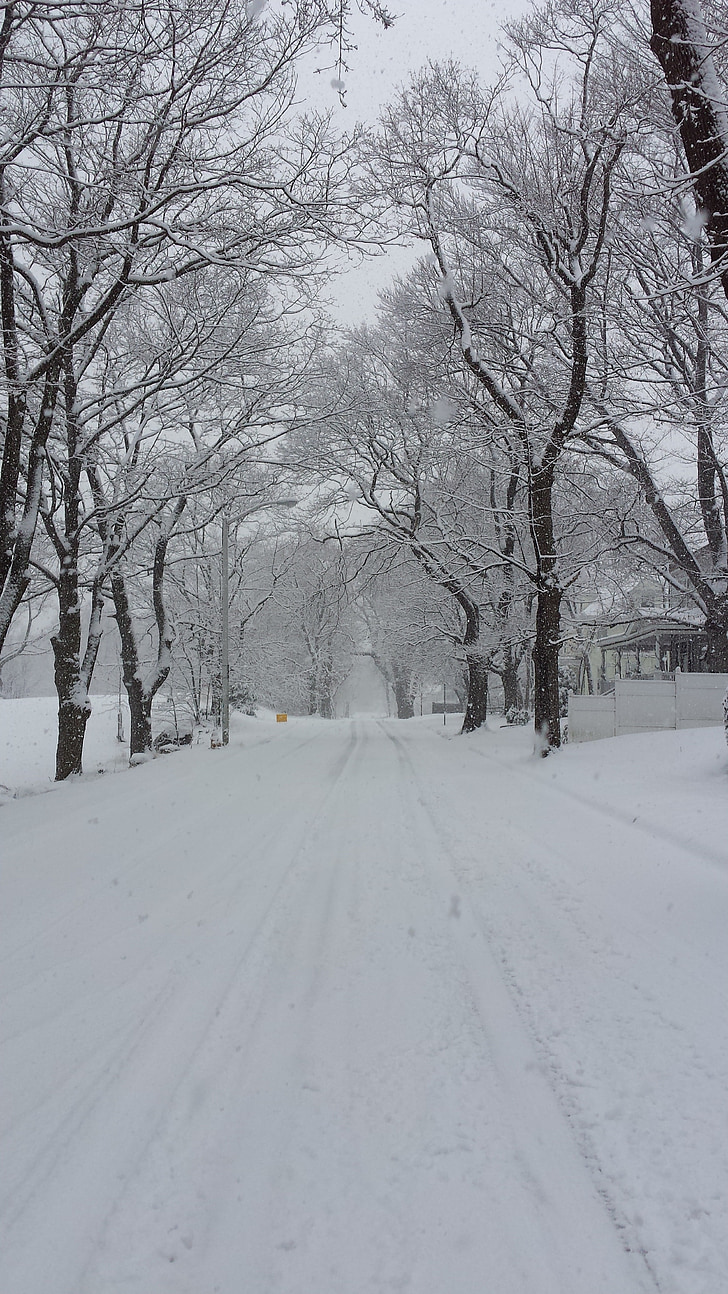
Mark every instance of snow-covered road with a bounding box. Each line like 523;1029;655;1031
2;717;728;1294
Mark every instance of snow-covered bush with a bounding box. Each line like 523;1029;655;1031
230;681;257;717
505;706;530;726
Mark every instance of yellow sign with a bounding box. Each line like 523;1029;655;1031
276;713;288;723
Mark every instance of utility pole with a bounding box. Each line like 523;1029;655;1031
221;514;230;746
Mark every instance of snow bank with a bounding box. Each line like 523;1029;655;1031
0;696;128;798
0;698;310;800
456;719;728;868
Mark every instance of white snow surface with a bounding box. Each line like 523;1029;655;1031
2;704;728;1294
0;695;135;798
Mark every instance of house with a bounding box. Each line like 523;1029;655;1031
564;575;708;694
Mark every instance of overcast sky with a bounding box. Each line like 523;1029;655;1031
304;0;518;122
299;0;528;325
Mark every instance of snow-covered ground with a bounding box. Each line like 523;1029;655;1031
2;701;728;1294
0;694;197;800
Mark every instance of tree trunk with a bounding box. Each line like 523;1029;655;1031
443;589;489;734
394;687;415;719
462;651;489;733
651;0;728;300
369;650;415;718
110;500;185;760
320;653;336;718
533;586;562;752
51;568;104;780
529;454;563;752
54;694;91;780
111;572;154;757
319;680;334;719
0;366;62;653
392;662;415;718
705;608;728;671
0;227;63;653
501;654;521;712
307;667;318;715
52;591;91;780
130;677;154;754
582;649;594;696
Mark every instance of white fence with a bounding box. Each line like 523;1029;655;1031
568;674;728;743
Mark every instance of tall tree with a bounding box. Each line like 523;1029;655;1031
581;56;728;669
371;4;637;748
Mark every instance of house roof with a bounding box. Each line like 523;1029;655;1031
597;617;704;653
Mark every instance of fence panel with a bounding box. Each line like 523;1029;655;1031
568;694;616;742
616;680;676;735
675;672;728;728
570;674;728;742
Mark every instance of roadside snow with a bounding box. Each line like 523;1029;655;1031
1;711;727;1294
0;696;283;801
0;695;128;797
473;719;728;866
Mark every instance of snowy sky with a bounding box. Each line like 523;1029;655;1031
302;0;520;123
299;0;528;325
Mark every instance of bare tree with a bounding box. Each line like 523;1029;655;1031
370;8;637;748
305;346;498;730
580;68;728;669
239;538;355;716
168;497;298;725
355;557;453;718
0;0;383;660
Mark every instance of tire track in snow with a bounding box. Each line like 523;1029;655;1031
6;719;712;1294
378;721;659;1294
77;721;373;1293
1;724;361;1294
191;720;507;1294
0;722;343;1057
383;722;728;1294
0;723;347;1073
464;733;727;870
0;724;326;972
146;719;659;1294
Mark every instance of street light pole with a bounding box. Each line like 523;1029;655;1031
221;514;230;746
